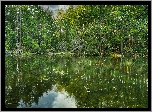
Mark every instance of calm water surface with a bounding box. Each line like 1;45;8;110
5;55;148;108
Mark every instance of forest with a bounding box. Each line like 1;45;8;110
4;5;149;108
5;5;148;58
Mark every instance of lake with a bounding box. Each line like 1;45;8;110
5;55;148;108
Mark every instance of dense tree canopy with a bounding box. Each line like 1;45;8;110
5;5;149;108
5;5;148;57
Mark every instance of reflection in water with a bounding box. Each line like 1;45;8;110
17;85;76;108
5;55;148;108
52;86;76;108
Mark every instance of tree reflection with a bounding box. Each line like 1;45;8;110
5;55;148;108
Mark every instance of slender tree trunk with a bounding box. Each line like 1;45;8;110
99;6;102;56
120;40;123;54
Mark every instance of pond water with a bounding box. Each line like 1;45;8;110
5;55;148;108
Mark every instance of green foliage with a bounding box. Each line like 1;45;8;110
5;5;148;57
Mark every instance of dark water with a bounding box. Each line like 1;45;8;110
5;55;148;108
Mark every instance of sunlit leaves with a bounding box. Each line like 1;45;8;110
5;5;148;57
